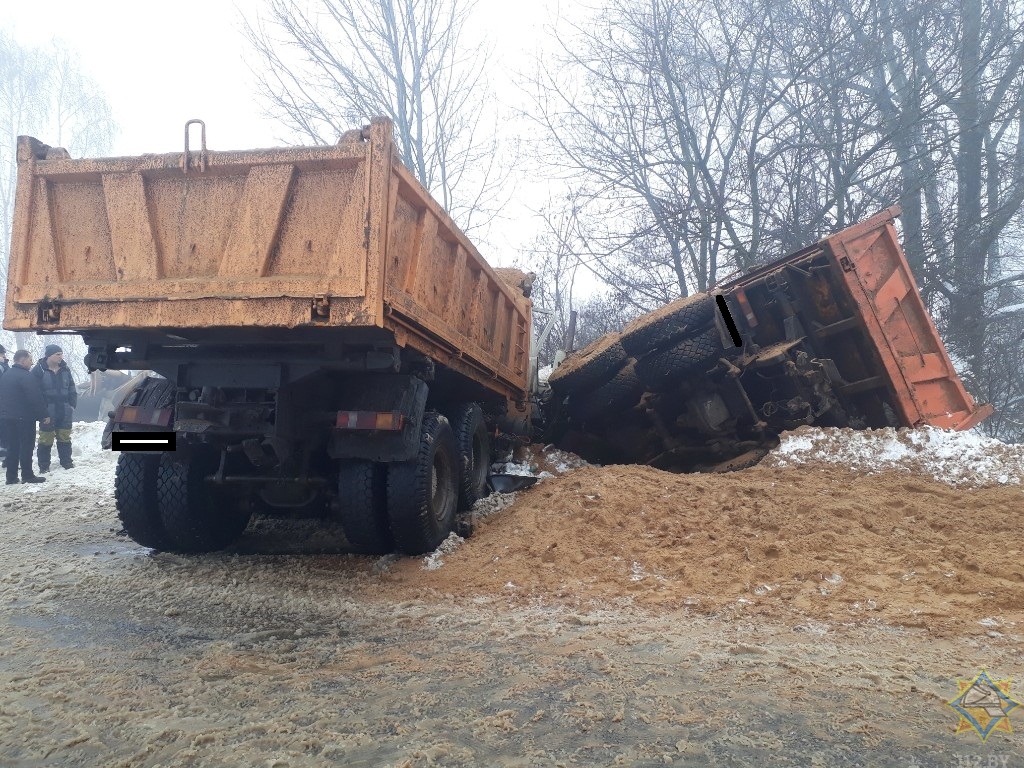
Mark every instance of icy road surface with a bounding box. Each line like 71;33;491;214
1;422;1022;766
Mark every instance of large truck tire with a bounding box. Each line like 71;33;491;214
620;293;715;356
450;402;491;511
157;451;251;553
387;412;460;555
635;326;723;391
568;360;646;423
114;453;168;550
336;460;393;555
547;333;628;394
136;376;177;408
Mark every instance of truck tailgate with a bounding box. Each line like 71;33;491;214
6;131;386;330
824;210;991;430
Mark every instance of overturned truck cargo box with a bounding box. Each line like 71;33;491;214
548;207;993;472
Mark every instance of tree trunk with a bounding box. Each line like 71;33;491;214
949;0;987;375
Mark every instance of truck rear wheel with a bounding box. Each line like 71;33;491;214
336;461;393;555
103;376;176;450
635;326;723;391
114;453;168;550
450;403;491;511
620;293;715;356
568;360;645;423
547;333;628;394
387;412;459;555
157;451;251;553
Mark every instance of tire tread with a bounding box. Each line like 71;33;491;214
568;360;645;422
157;452;250;553
115;453;167;549
620;294;715;356
451;403;490;511
387;412;459;555
337;461;393;554
635;326;723;391
548;334;628;394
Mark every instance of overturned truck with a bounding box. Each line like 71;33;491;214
547;207;992;472
4;118;534;555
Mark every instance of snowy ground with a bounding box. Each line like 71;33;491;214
766;424;1024;487
1;424;1022;766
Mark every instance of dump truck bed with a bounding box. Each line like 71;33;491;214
719;206;992;432
4;118;530;403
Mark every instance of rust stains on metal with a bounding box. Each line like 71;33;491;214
4;118;530;404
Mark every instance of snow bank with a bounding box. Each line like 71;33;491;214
4;421;115;497
766;425;1024;487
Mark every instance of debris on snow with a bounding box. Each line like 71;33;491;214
422;533;465;570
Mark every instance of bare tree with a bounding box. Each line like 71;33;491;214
823;0;1024;438
516;197;584;364
242;0;504;234
0;31;115;369
936;0;1024;376
528;0;853;306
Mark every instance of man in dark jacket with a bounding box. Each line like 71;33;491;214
33;344;78;472
0;344;8;461
0;350;49;483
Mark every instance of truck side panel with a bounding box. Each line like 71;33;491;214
381;161;530;397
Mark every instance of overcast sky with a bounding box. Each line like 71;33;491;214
1;0;569;269
0;0;554;156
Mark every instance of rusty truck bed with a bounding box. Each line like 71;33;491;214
4;118;530;403
719;206;992;432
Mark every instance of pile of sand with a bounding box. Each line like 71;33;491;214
381;430;1024;636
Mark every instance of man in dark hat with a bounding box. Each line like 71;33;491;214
0;350;49;483
32;344;78;472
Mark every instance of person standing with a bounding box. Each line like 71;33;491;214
0;345;9;462
33;344;77;472
0;350;49;484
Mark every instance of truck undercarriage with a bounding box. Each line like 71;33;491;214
98;335;515;555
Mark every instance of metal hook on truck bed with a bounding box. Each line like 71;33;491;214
183;119;208;173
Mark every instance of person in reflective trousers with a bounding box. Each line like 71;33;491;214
32;344;77;472
0;350;49;484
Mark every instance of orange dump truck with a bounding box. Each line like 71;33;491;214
5;118;532;555
547;207;993;470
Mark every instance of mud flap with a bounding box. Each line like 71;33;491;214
327;375;428;462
